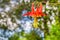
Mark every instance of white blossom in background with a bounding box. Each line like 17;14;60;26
10;4;15;8
43;7;45;12
0;8;4;12
53;6;57;10
0;0;3;3
52;12;55;17
38;19;40;21
46;10;50;14
0;12;20;30
19;0;23;3
24;21;32;33
58;0;60;2
10;0;16;4
16;19;21;24
45;1;57;25
46;1;52;9
52;19;55;24
47;21;51;28
4;5;11;12
24;0;30;3
0;0;31;39
50;16;54;20
47;21;50;25
21;19;33;33
24;0;28;3
56;11;58;15
0;29;4;35
1;14;5;17
28;0;30;3
0;37;8;40
15;27;22;32
10;0;17;8
41;18;44;21
19;0;30;3
41;23;44;29
7;18;18;30
5;30;15;37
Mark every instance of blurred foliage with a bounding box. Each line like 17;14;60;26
0;0;60;40
45;2;60;40
49;0;58;3
9;30;42;40
25;31;42;40
8;0;60;40
45;24;60;40
2;0;10;3
12;2;31;19
9;33;20;40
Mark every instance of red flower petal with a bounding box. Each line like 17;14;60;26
38;3;43;13
23;2;46;18
31;3;34;12
23;12;30;16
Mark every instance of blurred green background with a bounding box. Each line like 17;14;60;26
0;0;60;40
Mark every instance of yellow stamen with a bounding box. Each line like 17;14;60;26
33;17;38;28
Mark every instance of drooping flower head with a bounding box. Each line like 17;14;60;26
23;2;46;28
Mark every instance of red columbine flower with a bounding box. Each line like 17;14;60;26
23;2;45;28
